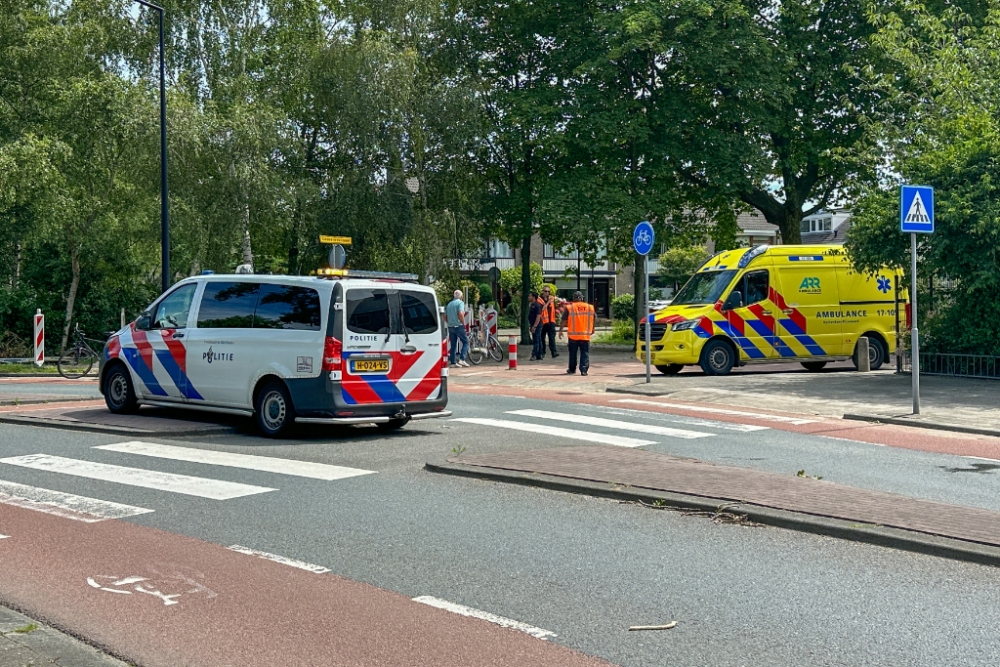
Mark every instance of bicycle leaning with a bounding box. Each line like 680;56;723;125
57;324;112;379
465;312;504;365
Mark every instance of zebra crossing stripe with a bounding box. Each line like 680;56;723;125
506;409;713;440
597;406;769;433
413;596;556;640
0;480;153;522
0;454;276;500
610;399;817;425
95;441;375;481
451;418;655;447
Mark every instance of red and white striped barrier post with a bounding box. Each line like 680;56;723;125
508;335;517;370
33;309;44;367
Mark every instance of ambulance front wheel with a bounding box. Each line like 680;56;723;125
255;381;297;438
104;364;138;415
656;364;684;375
699;340;735;376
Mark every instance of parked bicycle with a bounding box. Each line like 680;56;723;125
466;313;504;365
57;325;110;379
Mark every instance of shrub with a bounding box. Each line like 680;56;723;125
593;319;635;345
611;293;634;321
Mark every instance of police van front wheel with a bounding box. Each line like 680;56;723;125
104;365;139;415
699;340;735;376
255;381;296;438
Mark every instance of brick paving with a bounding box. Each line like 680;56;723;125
451;446;1000;547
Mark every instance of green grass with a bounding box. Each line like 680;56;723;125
12;623;38;634
0;363;60;374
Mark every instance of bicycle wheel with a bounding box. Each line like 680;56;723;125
58;345;96;379
487;336;504;362
466;345;486;365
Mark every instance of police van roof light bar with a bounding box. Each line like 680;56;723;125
316;268;419;282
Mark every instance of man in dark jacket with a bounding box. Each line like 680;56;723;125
528;291;543;360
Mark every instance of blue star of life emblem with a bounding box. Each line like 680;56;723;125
877;276;891;294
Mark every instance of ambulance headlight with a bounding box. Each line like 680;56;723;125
672;319;698;331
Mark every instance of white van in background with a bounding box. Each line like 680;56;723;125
98;273;450;437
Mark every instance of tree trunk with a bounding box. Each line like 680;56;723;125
765;206;804;245
519;235;532;342
61;247;81;353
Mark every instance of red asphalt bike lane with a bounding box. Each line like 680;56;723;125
450;385;1000;461
0;505;613;667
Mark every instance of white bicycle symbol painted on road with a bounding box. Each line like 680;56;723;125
87;563;217;607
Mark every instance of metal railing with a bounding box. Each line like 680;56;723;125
898;351;1000;379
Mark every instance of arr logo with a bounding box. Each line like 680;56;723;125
799;277;821;292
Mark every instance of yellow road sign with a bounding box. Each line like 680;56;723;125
319;235;352;245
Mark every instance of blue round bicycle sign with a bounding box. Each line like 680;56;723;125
633;220;655;256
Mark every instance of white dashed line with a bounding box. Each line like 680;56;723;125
611;399;818;425
95;441;375;481
227;545;331;573
412;596;556;640
451;418;655;447
0;454;275;500
0;480;154;522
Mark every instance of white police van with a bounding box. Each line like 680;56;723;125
98;270;450;437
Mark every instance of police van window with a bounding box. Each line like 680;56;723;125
197;282;260;328
743;270;769;307
152;284;196;329
399;292;438;335
254;284;321;331
346;289;391;334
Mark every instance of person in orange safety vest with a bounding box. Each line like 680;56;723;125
536;286;559;359
557;291;595;376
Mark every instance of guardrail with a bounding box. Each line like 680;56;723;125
898;351;1000;379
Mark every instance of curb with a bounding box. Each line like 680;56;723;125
0;413;235;437
0;397;103;407
844;413;1000;439
426;460;1000;568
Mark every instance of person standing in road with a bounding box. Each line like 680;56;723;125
539;286;559;359
446;290;470;367
558;291;595;375
528;291;544;361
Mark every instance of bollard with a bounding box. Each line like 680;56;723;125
857;336;871;372
33;309;44;367
508;335;517;370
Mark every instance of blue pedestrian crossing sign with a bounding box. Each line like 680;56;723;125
633;220;655;256
900;185;934;233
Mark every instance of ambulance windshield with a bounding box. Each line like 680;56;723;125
671;270;737;306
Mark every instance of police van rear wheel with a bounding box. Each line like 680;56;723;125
255;381;296;438
104;365;138;415
700;340;735;376
656;364;684;375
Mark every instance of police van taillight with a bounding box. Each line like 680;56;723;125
323;336;343;371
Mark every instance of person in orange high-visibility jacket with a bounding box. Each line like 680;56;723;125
537;286;559;359
557;291;595;376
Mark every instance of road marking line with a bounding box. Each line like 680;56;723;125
0;480;154;522
597;406;769;433
507;409;713;440
95;442;375;481
0;534;9;539
228;545;331;573
611;399;818;425
0;454;276;500
965;456;1000;463
412;596;556;640
451;418;655;447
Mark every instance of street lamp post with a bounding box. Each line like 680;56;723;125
134;0;169;293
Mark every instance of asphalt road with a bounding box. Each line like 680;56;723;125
2;393;1000;665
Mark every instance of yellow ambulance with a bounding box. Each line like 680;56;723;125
637;245;907;376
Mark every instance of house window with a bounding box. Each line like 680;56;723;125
486;239;515;259
800;220;810;234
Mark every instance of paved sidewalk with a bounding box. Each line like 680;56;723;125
430;445;1000;566
0;605;128;667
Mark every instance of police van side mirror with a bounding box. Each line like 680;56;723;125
723;291;743;311
136;313;151;330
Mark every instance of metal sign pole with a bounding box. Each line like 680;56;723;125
645;255;651;384
910;232;920;414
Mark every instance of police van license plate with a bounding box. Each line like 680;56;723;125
350;358;390;374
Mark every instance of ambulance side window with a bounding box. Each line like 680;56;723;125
151;284;197;330
742;270;769;307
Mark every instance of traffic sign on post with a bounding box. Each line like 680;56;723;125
900;185;934;416
901;186;934;233
633;221;655;384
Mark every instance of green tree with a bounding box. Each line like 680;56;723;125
657;246;709;290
